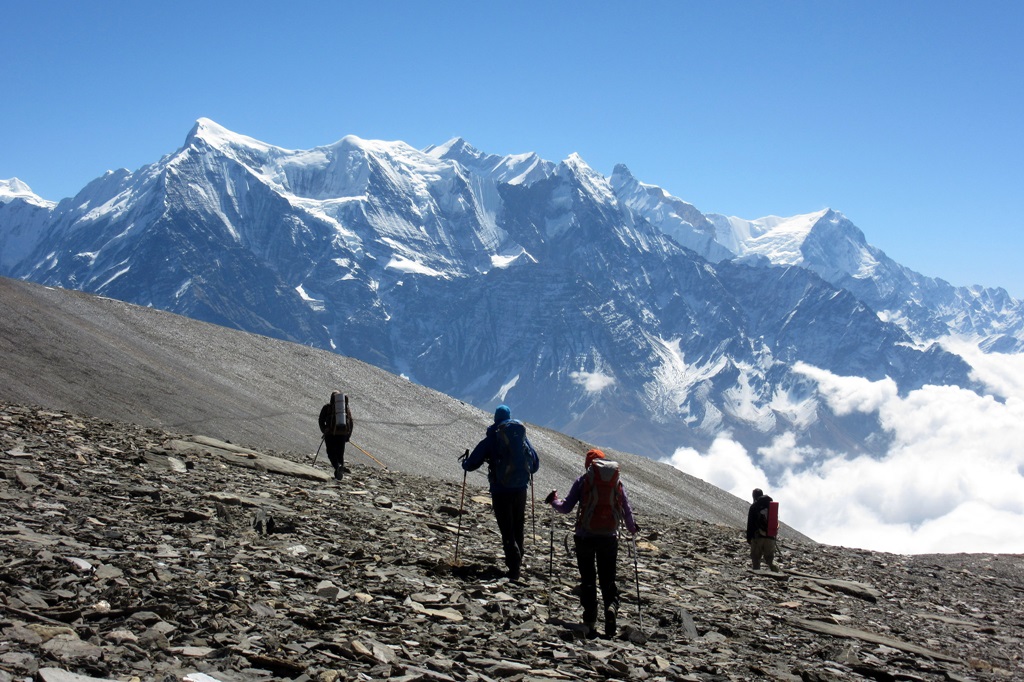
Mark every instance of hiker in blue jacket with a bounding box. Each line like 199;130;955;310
546;448;639;639
461;405;539;580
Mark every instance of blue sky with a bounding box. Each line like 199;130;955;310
3;2;1022;296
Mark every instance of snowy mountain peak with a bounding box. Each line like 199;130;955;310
331;134;410;157
425;138;552;187
611;163;635;181
0;178;55;208
424;137;479;160
709;208;833;264
185;118;279;155
608;164;733;261
558;153;616;202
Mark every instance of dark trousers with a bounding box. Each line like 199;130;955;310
575;535;619;621
325;437;347;471
750;536;777;570
491;489;528;574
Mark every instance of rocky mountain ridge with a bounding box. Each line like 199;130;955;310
0;121;998;460
2;400;1021;682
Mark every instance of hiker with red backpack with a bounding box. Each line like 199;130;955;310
745;488;779;571
545;448;639;639
461;405;540;580
318;391;354;481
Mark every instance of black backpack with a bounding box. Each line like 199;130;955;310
325;393;348;436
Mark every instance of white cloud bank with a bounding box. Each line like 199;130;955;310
664;340;1024;555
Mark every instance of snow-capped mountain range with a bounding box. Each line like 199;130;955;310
2;119;1020;462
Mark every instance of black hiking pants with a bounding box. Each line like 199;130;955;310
575;535;619;622
491;488;527;577
325;436;348;478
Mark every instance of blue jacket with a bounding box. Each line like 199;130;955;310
462;419;539;493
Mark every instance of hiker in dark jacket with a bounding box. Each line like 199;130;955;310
745;488;777;571
461;405;539;580
318;391;353;481
546;448;639;639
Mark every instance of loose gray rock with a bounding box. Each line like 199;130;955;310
0;401;1021;682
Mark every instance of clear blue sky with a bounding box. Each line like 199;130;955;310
4;1;1022;296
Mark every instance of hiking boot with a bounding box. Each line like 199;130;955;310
334;465;344;481
604;603;618;638
584;621;598;639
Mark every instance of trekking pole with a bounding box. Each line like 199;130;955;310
631;532;643;630
530;475;537;550
311;435;325;466
453;453;468;566
349;440;388;470
548;508;555;578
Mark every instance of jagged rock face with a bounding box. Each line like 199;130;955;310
0;121;986;459
1;402;1020;682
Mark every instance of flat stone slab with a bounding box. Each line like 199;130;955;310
38;669;121;682
168;436;330;481
788;617;962;663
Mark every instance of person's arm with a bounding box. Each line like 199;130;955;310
462;437;489;472
745;504;757;542
526;437;539;474
318;405;330;434
550;476;583;514
618;482;639;535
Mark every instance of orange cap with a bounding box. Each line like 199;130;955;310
585;449;605;470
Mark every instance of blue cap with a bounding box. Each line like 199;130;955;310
494;405;511;423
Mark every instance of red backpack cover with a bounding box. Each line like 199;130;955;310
766;501;779;538
579;460;622;534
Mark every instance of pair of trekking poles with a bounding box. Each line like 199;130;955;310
311;435;388;470
452;454;643;631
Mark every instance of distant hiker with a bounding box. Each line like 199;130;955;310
318;391;354;481
746;488;778;571
545;448;639;639
461;404;540;580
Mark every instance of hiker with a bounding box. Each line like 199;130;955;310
545;448;639;639
461;405;540;580
746;488;778;571
318;391;353;481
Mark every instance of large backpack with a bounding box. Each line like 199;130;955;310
758;500;779;538
490;420;532;489
325;393;348;436
579;460;622;534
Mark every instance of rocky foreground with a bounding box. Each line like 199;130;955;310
1;402;1021;682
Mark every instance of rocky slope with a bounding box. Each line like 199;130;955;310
0;276;775;532
1;401;1021;682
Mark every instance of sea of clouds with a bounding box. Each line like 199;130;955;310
664;339;1024;555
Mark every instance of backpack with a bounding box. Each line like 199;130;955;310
579;460;622;534
490;420;532;489
759;501;779;538
325;393;348;436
